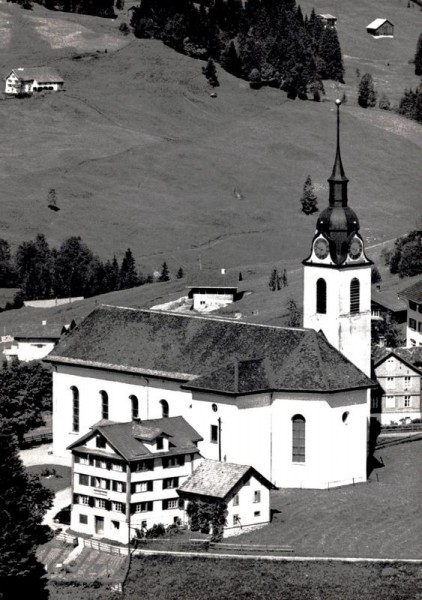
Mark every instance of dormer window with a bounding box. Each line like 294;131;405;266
156;436;164;450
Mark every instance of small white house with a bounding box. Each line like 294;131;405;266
4;67;64;95
178;458;274;535
188;269;239;312
4;322;73;362
318;14;337;28
366;19;394;38
68;417;203;544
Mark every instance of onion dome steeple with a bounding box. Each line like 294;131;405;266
316;100;360;264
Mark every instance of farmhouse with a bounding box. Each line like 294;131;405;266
48;102;376;490
372;348;422;425
399;280;422;347
4;321;74;362
178;458;274;535
187;268;239;312
318;14;337;28
68;417;203;544
4;67;64;95
366;19;394;38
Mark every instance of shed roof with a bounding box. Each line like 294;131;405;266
366;19;393;30
399;280;422;304
47;305;375;394
8;67;64;83
68;416;202;461
178;458;274;500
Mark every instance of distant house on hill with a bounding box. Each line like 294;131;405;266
4;320;75;362
4;67;64;95
318;14;337;28
399;280;422;348
187;269;240;312
366;19;394;38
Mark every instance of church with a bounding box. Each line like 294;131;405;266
47;101;376;489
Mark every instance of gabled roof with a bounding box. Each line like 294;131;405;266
373;347;422;374
399;280;422;304
68;416;202;461
366;19;393;30
178;458;275;500
7;67;64;83
47;305;374;394
318;13;336;19
14;324;65;340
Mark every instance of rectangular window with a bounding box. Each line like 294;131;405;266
386;358;394;371
163;499;180;510
409;318;417;330
404;376;411;390
111;462;124;472
79;474;89;486
162;456;184;469
79;514;88;524
133;481;153;493
79;455;89;466
112;481;126;493
112;502;125;512
233;494;239;506
156;437;164;450
95;459;107;469
386;377;395;388
95;499;106;509
134;460;154;472
211;425;218;444
253;490;261;503
254;511;261;518
386;396;395;409
80;495;90;505
371;397;378;409
404;396;411;408
163;477;179;490
135;501;153;513
96;436;106;449
292;417;306;463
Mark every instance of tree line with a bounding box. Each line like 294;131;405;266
7;0;119;18
130;0;344;100
0;235;182;308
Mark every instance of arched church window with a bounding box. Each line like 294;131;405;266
292;415;306;463
316;278;327;314
71;386;79;433
160;399;169;418
130;395;139;420
350;278;360;314
100;390;109;420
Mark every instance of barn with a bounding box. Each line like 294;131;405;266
4;67;64;95
366;19;394;38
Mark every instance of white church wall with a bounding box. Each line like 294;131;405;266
303;265;372;376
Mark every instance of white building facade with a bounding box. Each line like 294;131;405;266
4;68;64;95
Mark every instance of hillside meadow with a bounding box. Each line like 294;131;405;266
0;0;421;280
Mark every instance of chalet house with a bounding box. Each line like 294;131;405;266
318;14;337;28
4;321;74;362
372;348;422;425
366;19;394;38
68;417;203;544
399;280;422;347
4;68;64;95
178;458;274;535
371;282;407;325
187;269;239;312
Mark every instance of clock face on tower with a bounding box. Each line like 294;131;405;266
314;238;329;259
349;238;363;260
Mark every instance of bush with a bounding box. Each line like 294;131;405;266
145;523;166;538
378;93;391;110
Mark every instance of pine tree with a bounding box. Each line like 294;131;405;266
221;41;243;78
318;26;344;82
281;268;288;287
202;58;219;87
268;268;281;291
300;175;319;215
287;299;301;327
414;32;422;76
159;261;170;282
358;73;377;108
0;432;53;599
176;266;185;279
119;248;139;290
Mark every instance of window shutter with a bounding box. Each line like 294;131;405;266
106;479;110;490
178;498;184;509
88;497;95;508
89;455;94;466
90;476;96;487
163;479;168;490
74;454;80;463
122;482;126;493
148;480;153;492
162;499;168;510
177;455;185;466
73;493;79;504
105;500;111;511
162;458;168;469
130;504;136;515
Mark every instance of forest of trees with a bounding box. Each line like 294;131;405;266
383;231;422;278
0;235;178;307
130;0;344;99
7;0;118;18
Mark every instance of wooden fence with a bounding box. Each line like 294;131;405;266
21;431;52;448
81;537;129;556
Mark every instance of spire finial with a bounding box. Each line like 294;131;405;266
328;98;348;206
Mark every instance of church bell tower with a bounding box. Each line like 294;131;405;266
303;100;372;377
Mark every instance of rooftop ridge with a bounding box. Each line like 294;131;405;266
99;304;310;333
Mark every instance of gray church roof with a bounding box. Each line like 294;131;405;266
47;305;375;394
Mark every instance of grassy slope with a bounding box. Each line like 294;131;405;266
0;1;421;277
